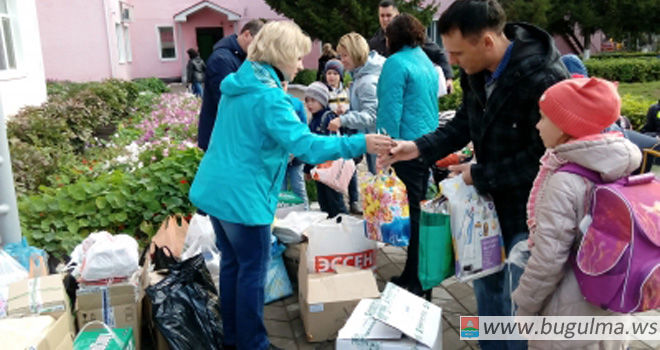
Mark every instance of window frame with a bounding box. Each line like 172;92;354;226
156;25;177;61
0;0;19;75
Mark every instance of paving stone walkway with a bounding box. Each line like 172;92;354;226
265;244;659;350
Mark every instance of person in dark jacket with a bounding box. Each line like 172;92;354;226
316;43;337;82
368;0;455;93
197;20;264;151
642;100;660;137
380;1;569;349
303;82;349;218
186;48;206;97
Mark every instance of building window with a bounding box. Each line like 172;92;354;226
124;25;132;62
116;24;126;63
0;0;17;71
157;26;176;60
427;20;439;46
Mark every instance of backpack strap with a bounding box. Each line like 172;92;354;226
557;163;603;184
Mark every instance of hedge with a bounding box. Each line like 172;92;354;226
585;58;660;82
591;52;659;60
19;148;202;259
9;79;160;195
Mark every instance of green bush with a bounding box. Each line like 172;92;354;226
133;77;169;94
591;52;659;60
438;78;463;111
585;58;660;82
621;93;655;130
18;148;202;258
292;69;317;85
9;79;160;195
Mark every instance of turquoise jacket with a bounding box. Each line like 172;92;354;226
376;46;439;140
189;61;366;225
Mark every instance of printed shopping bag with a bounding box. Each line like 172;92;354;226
360;170;410;246
306;215;377;273
419;197;454;290
310;158;356;194
440;176;505;282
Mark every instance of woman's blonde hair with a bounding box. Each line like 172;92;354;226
322;43;336;56
337;33;370;68
248;21;311;72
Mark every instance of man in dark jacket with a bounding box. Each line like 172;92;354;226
369;0;454;93
197;20;264;151
186;48;206;97
380;1;569;349
641;100;660;137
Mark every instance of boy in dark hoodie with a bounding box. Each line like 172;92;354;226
303;82;348;217
186;48;206;97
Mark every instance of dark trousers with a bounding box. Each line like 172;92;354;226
348;171;359;204
392;158;430;289
316;182;347;218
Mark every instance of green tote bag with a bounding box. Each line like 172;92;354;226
419;198;455;290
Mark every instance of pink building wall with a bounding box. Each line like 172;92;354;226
35;0;339;82
37;0;112;81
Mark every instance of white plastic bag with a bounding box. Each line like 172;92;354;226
306;215;377;273
440;176;505;282
0;250;28;318
181;214;220;286
272;211;328;244
79;232;139;281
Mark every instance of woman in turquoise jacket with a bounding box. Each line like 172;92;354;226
376;14;438;297
189;21;393;350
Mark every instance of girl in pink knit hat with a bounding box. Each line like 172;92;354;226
511;77;641;349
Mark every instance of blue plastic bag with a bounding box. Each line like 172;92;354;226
4;237;48;272
264;236;293;304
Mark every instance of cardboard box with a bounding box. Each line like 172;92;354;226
298;243;380;342
7;274;69;319
74;327;135;350
1;312;74;350
336;284;443;349
76;265;149;350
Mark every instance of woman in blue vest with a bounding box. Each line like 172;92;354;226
189;21;393;350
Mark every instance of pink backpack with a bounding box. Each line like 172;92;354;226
559;163;660;313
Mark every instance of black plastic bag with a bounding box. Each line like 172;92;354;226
146;254;224;350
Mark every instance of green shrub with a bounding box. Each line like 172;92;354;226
591;52;659;60
585;58;660;82
621;93;655;131
133;77;169;94
438;78;463;111
292;69;317;85
18;148;202;258
9;79;161;195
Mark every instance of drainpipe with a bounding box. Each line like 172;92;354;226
0;96;22;245
102;0;117;78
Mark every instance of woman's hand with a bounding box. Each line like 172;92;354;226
365;134;395;156
327;118;341;132
377;140;420;170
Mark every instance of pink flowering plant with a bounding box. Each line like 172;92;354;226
134;93;200;165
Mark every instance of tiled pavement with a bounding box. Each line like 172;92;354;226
265;245;659;350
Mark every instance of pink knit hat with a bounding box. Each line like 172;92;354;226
539;77;621;138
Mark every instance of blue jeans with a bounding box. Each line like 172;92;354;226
210;217;270;350
282;163;309;209
191;82;203;97
473;231;529;350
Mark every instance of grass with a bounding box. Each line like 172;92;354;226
618;80;660;101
